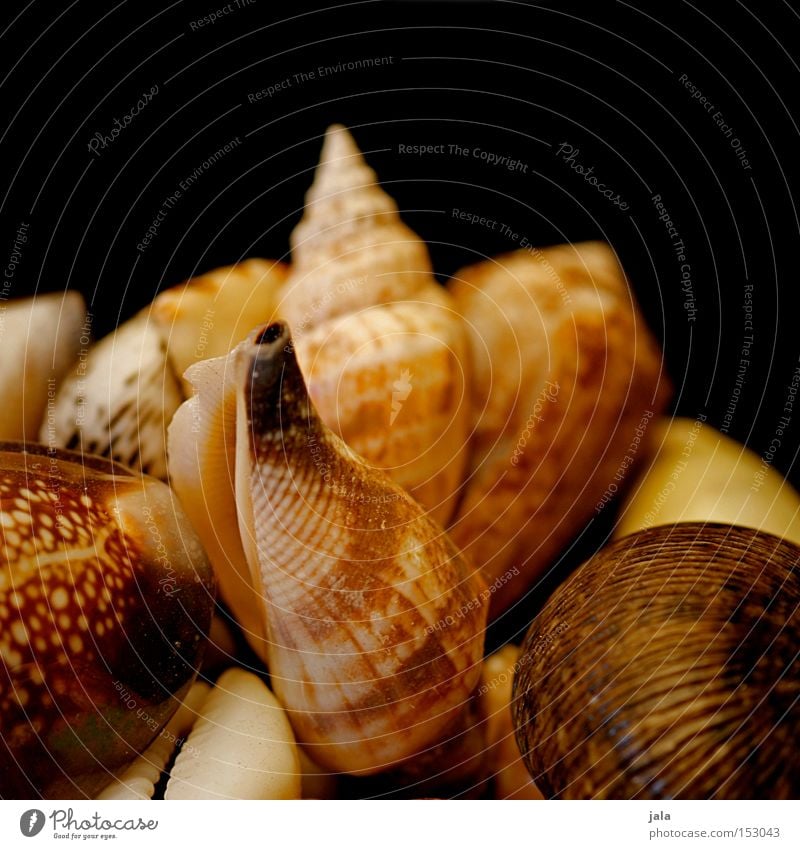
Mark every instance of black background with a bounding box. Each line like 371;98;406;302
3;2;800;798
1;0;798;490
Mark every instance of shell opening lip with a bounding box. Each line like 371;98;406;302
255;322;286;346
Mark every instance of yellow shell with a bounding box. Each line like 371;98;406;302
447;243;670;615
152;258;287;396
479;645;543;799
168;321;488;775
282;125;470;525
616;416;800;544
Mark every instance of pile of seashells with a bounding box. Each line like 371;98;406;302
2;125;799;799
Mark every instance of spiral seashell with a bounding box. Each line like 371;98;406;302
42;309;182;480
152;258;288;396
0;442;215;798
447;242;670;615
281;125;470;525
0;292;87;442
513;523;800;799
169;321;488;775
283;124;434;324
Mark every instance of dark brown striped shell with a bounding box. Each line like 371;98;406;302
512;523;800;799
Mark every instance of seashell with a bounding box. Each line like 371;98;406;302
447;243;670;616
97;681;211;800
165;667;301;800
283;125;433;324
298;748;339;799
616;416;800;544
0;442;215;798
168;321;488;775
0;291;87;441
152;258;288;397
42;308;182;480
479;645;543;799
513;522;800;799
282;125;470;525
168;349;268;662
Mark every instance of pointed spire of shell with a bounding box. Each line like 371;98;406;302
283;125;434;331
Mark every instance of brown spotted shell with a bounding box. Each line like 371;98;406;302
513;523;800;799
0;443;214;798
447;243;670;615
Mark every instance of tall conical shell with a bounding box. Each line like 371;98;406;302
168;320;487;774
447;243;670;616
282;125;470;525
42;309;182;480
283;125;434;322
0;292;86;441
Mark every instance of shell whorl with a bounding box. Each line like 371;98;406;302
233;322;487;774
42;309;182;480
513;523;800;799
283;124;434;330
281;125;472;524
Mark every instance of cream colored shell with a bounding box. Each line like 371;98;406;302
282;125;470;525
0;292;86;441
42;308;182;479
152;258;287;396
165;668;301;800
97;682;211;800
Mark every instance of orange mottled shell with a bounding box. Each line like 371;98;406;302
513;523;800;799
233;323;487;775
448;243;670;615
0;443;214;798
